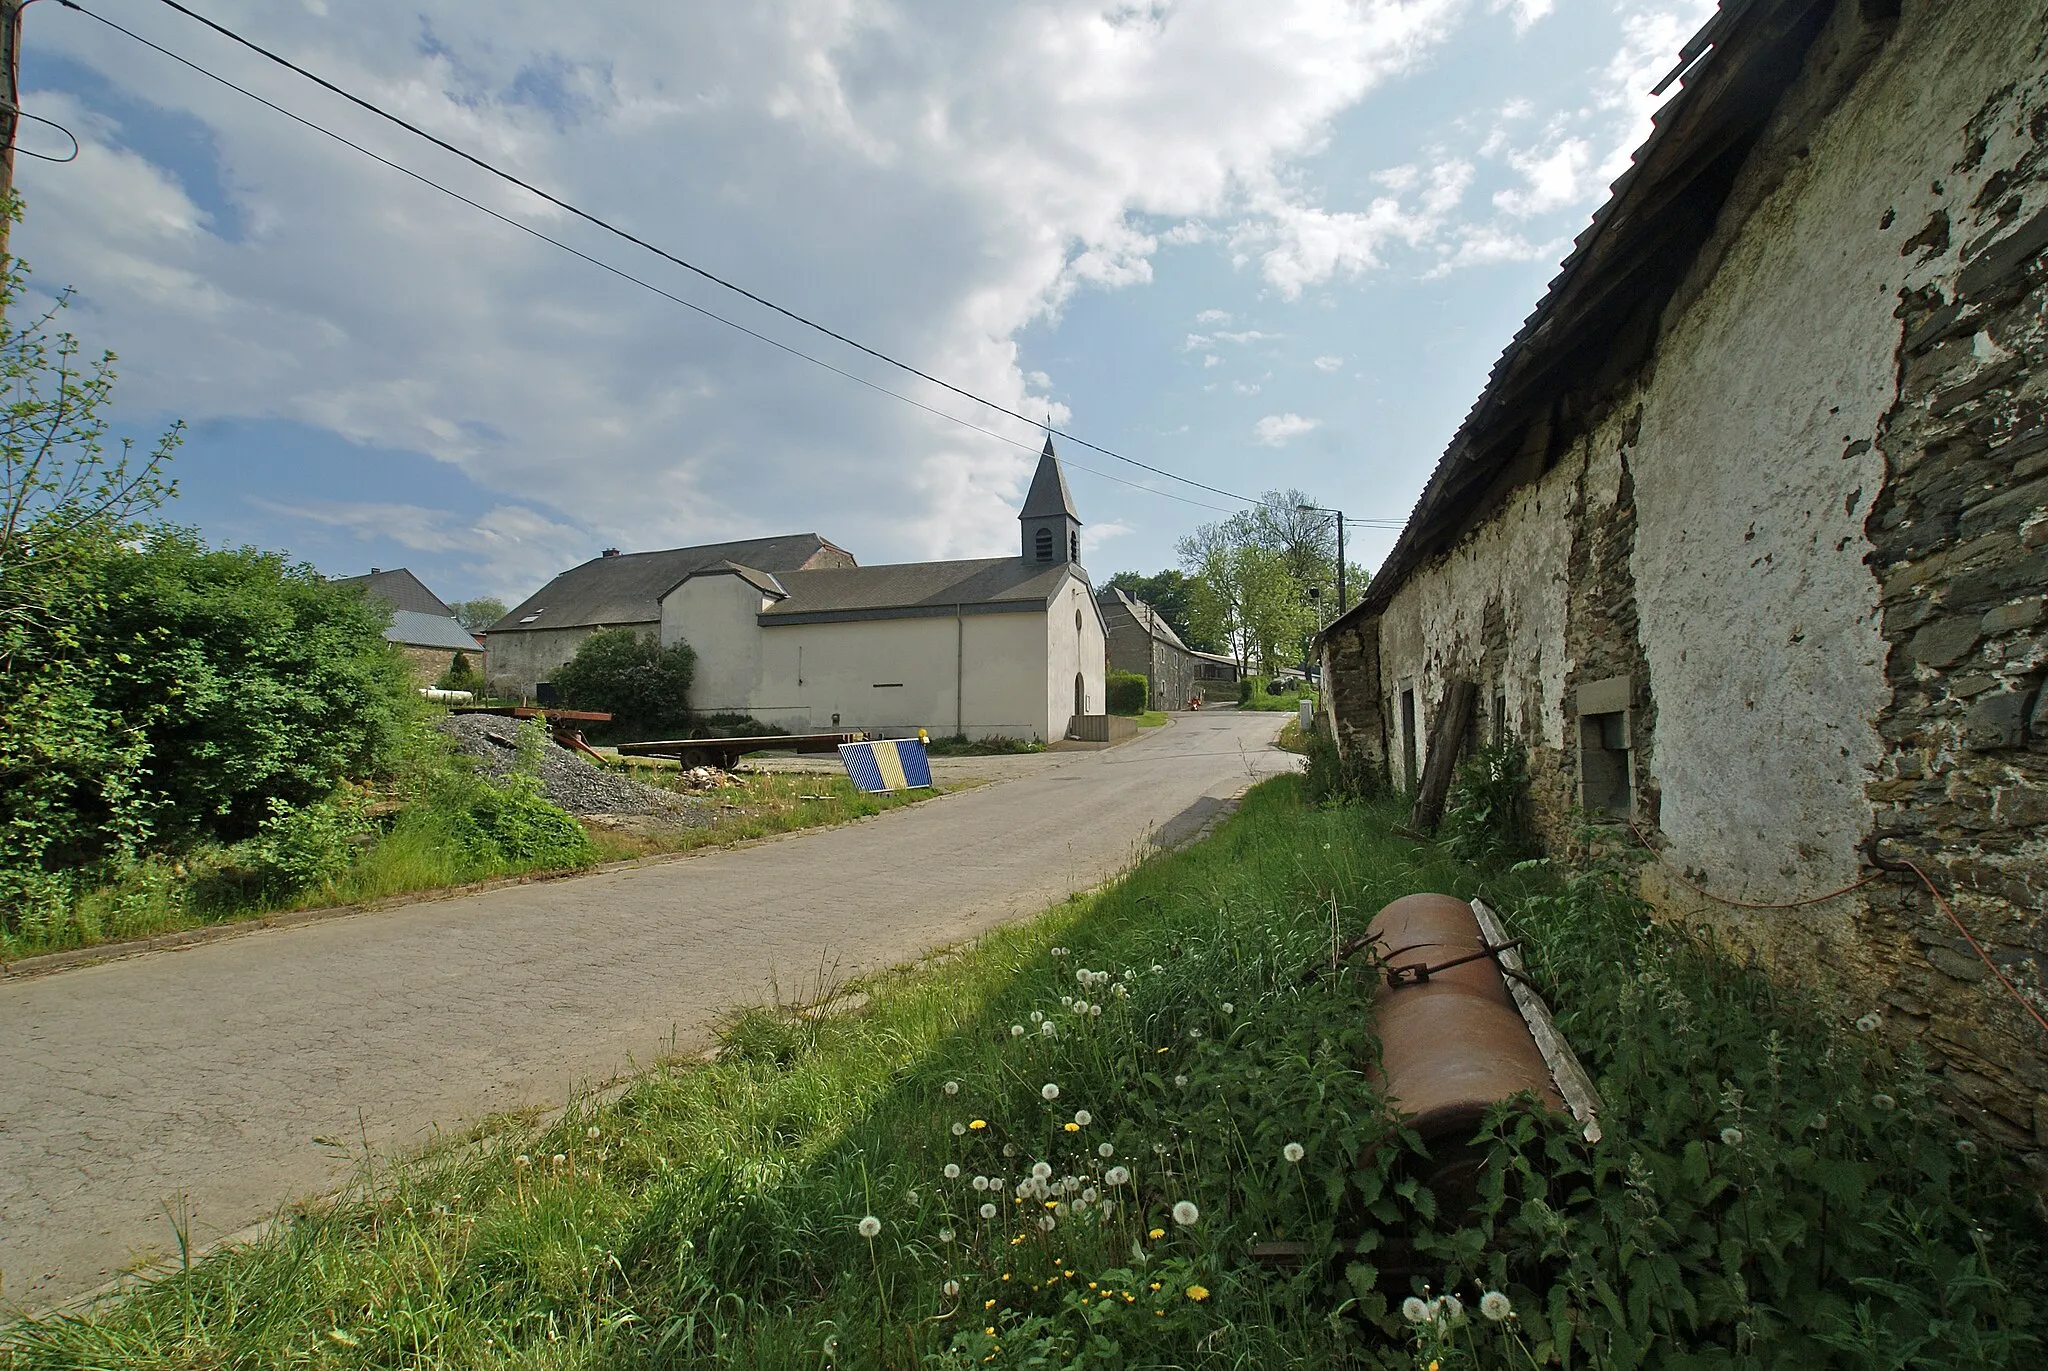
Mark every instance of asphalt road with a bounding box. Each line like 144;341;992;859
0;710;1292;1310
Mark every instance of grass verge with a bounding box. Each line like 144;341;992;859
6;779;2042;1368
1239;678;1317;712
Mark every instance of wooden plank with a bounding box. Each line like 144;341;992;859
1471;897;1605;1142
1409;680;1477;834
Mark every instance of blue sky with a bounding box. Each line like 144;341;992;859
17;0;1712;605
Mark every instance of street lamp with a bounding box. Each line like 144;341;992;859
1299;504;1345;617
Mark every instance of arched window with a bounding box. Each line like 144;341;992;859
1070;531;1080;562
1034;526;1054;560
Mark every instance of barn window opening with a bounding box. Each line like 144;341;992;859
1400;687;1418;792
1035;527;1054;560
1576;676;1632;818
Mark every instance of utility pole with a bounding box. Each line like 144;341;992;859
0;0;24;261
1299;503;1347;615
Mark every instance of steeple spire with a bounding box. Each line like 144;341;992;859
1020;431;1082;564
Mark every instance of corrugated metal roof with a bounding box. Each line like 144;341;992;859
332;568;456;618
760;557;1078;622
490;534;852;633
386;609;486;653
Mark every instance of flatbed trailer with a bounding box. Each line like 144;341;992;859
615;731;869;770
449;706;614;760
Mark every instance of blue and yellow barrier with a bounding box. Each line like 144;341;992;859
838;737;934;793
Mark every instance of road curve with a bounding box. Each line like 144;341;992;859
1;710;1292;1308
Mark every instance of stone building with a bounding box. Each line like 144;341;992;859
1320;0;2048;1151
1098;586;1198;710
331;568;483;686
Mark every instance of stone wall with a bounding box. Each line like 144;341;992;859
1326;0;2048;1152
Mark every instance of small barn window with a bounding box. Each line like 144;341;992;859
1035;527;1054;560
1576;676;1632;818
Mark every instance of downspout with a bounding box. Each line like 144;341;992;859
955;602;964;739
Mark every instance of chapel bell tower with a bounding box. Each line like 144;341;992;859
1019;432;1082;566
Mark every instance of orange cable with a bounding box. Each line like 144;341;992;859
1901;857;2048;1037
1629;823;1880;909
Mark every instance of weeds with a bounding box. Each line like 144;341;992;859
7;780;2043;1369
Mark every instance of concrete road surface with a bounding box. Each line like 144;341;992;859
1;710;1292;1309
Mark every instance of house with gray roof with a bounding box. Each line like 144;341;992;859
664;437;1105;741
331;568;484;685
484;534;854;696
1097;586;1200;710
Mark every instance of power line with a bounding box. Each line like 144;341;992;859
51;0;1245;520
84;0;1271;509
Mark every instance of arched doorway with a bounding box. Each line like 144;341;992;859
1074;671;1086;721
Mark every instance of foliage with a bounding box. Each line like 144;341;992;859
1180;529;1312;676
448;596;508;632
246;791;374;897
1104;569;1213;651
1439;739;1540;867
1105;669;1148;715
550;627;696;740
1302;723;1386;806
10;785;2044;1369
1238;676;1254;704
924;734;1047;756
436;651;480;691
1238;675;1315;711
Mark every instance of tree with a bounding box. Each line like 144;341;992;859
1103;569;1215;651
1176;493;1330;675
449;597;507;632
550;628;697;740
1243;490;1337;591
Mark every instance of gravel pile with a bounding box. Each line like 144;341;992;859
438;714;712;819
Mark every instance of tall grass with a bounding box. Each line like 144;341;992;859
6;780;2043;1369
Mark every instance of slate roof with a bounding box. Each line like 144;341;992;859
1098;587;1189;652
1019;436;1081;522
758;557;1081;624
1326;0;1856;633
332;568;456;618
491;534;852;633
387;609;487;654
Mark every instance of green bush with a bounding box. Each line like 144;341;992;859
436;651;479;691
550;627;696;739
1105;670;1148;715
1302;723;1384;805
246;792;373;897
454;782;594;868
1440;739;1539;866
1237;677;1254;705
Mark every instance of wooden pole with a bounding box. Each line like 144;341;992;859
1409;679;1477;834
0;0;23;261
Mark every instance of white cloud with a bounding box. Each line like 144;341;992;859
247;497;589;599
1489;0;1555;35
1253;412;1318;445
1312;355;1343;371
1493;136;1594;218
1202;354;1221;368
1194;308;1231;323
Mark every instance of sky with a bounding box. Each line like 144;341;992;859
16;0;1716;605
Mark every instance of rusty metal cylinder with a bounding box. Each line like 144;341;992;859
1367;893;1563;1143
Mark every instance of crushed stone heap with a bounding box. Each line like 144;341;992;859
436;714;713;819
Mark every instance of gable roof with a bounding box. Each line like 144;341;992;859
490;534;853;633
332;567;456;618
1019;436;1081;523
386;609;487;654
759;557;1083;625
1098;586;1189;652
1330;0;1863;632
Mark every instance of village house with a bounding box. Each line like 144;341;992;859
485;533;856;697
332;567;484;686
1320;0;2048;1154
1097;587;1197;709
669;439;1104;741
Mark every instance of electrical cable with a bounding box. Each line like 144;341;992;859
81;0;1275;509
50;0;1248;518
9;108;78;162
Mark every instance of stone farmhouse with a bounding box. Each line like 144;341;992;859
1098;587;1196;710
332;568;483;686
491;440;1105;742
1319;0;2048;1151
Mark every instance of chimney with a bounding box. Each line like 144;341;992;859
370;567;381;574
601;547;621;558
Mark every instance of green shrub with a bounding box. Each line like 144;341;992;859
246;792;373;896
1302;723;1383;805
1440;739;1539;866
1237;677;1254;705
550;627;696;739
436;651;479;691
453;782;595;868
1105;670;1148;715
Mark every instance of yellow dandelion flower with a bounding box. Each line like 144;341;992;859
1148;1228;1165;1239
1001;1273;1011;1281
1064;1122;1080;1132
970;1119;987;1130
1186;1284;1210;1302
985;1299;997;1309
1149;1282;1161;1291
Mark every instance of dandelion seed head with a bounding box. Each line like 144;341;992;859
1106;1165;1129;1185
1074;1110;1092;1126
952;1122;966;1136
1480;1290;1512;1321
1221;1002;1234;1015
585;1126;601;1141
1089;1003;1102;1017
1873;1093;1896;1110
973;1175;989;1191
1039;1214;1057;1230
1174;1074;1189;1088
1098;1142;1115;1157
1030;1010;1044;1024
1061;996;1073;1007
1040;1022;1057;1038
1003;1143;1018;1157
944;1163;961;1179
939;1227;955;1243
1172;1200;1200;1226
1720;1127;1744;1146
943;1080;960;1096
857;1215;882;1238
1032;1161;1053;1180
1283;1142;1305;1163
1042;1083;1060;1101
1957;1138;1979;1155
943;1279;960;1297
1402;1297;1429;1324
980;1202;997;1218
1012;1024;1025;1036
